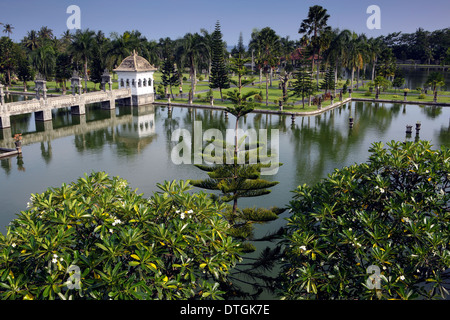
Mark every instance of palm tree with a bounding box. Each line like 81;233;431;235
249;27;280;106
145;40;160;68
38;26;54;42
323;29;352;95
367;36;383;81
177;32;208;103
22;30;40;52
346;32;365;91
355;33;368;89
279;36;296;69
260;27;280;102
107;32;131;69
248;28;265;84
298;5;331;88
30;45;56;80
2;23;14;38
69;29;95;92
200;28;213;82
425;72;445;102
58;30;73;52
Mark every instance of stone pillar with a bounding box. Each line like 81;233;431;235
71;103;86;115
35;109;52;122
0;115;11;129
348;89;352;98
0;83;4;105
101;69;112;92
71;71;82;96
35;74;47;101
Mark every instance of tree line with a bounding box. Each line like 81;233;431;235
0;6;448;101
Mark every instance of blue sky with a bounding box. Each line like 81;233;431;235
1;0;449;46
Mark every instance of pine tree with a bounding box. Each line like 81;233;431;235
209;21;230;101
320;65;335;94
231;32;246;58
290;63;316;108
190;56;285;298
161;56;180;99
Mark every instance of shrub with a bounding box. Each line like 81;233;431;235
0;172;241;300
364;91;372;96
280;141;450;300
418;93;426;99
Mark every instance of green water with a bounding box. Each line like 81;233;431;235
1;99;449;299
1;100;449;231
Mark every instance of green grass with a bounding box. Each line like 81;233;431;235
351;91;450;104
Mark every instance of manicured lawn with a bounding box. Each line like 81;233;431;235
351;91;450;104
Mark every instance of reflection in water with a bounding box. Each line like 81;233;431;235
0;99;449;299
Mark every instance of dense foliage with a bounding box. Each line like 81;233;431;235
280;141;450;300
0;172;241;300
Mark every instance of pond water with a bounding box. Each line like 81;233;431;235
1;100;449;233
400;66;450;91
1;98;449;298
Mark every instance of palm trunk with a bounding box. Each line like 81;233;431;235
356;67;360;89
316;58;320;89
371;58;377;81
270;68;273;87
351;68;355;90
84;58;88;93
265;72;269;107
334;64;338;96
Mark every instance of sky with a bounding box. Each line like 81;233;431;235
1;0;449;47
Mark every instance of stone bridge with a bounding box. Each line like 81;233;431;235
0;104;156;149
0;87;132;129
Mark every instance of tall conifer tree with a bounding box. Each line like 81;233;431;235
161;56;180;99
190;56;284;298
209;21;230;101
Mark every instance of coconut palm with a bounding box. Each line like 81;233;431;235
355;33;368;89
425;72;446;101
2;23;14;38
259;27;280;99
367;36;383;81
69;29;95;92
249;27;280;106
323;29;352;95
30;44;56;80
22;30;40;52
38;26;54;42
346;32;366;90
177;32;209;103
298;5;331;88
107;32;131;69
248;28;265;84
200;28;213;81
